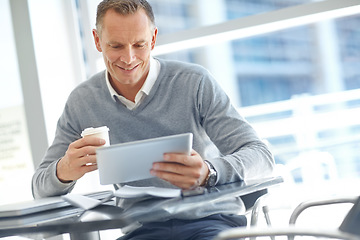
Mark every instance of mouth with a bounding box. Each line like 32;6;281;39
118;63;140;72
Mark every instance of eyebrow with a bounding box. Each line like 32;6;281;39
107;40;147;45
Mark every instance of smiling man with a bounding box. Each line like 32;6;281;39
32;0;274;239
93;6;157;102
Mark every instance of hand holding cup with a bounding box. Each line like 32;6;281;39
56;126;110;183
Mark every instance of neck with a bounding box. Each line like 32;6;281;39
112;80;144;103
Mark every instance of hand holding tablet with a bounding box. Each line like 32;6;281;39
96;133;193;185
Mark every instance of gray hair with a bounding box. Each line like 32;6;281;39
95;0;155;36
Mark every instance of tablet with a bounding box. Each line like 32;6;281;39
96;133;193;185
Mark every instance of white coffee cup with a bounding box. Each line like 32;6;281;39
81;126;110;146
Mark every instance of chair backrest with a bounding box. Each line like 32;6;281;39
240;188;268;211
339;196;360;236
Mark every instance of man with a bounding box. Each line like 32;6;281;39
32;0;274;239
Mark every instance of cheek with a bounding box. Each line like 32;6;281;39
103;49;120;63
136;49;151;61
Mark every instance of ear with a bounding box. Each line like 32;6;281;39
151;27;158;50
92;29;102;52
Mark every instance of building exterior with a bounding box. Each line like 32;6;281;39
149;0;360;181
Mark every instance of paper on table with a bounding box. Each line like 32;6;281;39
114;185;181;198
62;193;113;210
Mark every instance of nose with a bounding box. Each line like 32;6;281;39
120;47;135;64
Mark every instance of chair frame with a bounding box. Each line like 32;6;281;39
214;195;360;240
214;226;359;240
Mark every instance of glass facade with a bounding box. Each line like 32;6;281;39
147;0;360;182
339;15;360;89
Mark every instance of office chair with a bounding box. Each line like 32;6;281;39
240;188;270;227
241;188;268;213
214;195;360;240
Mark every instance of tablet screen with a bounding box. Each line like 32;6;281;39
96;133;193;185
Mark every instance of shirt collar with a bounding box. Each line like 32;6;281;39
140;57;159;96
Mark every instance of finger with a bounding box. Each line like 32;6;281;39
163;153;196;167
78;145;101;157
71;136;106;150
151;161;201;187
79;154;98;166
150;169;197;189
152;161;198;177
58;153;98;181
73;164;98;180
82;163;98;172
66;144;101;165
59;150;97;180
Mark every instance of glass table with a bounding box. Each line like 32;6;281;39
0;176;283;239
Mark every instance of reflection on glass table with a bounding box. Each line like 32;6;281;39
0;176;283;240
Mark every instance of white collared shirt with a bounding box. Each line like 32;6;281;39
105;57;160;110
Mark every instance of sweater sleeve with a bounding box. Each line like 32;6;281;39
31;103;79;198
197;70;275;184
32;157;75;199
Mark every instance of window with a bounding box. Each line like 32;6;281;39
5;0;359;204
147;0;360;183
81;0;360;185
0;0;34;205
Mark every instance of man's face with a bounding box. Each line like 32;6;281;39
93;9;157;93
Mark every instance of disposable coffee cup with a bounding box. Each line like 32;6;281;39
81;126;110;146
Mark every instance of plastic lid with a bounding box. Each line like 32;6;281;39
81;126;109;137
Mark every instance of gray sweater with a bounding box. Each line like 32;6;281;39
32;58;274;219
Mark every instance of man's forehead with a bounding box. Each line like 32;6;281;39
103;8;151;26
103;11;151;31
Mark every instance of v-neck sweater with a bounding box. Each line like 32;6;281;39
32;58;274;219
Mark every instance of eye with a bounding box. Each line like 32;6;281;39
110;45;120;49
108;43;123;49
135;43;147;48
